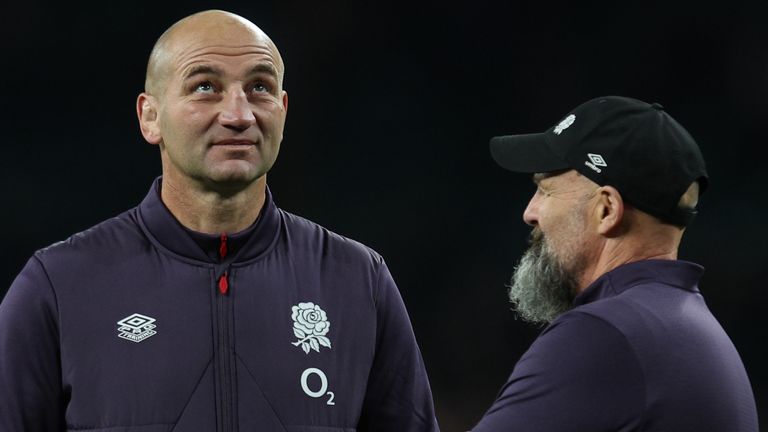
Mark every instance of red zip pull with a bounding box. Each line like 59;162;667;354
219;233;228;260
218;234;229;294
218;271;229;295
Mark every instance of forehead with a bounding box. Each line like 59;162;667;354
161;20;282;81
173;38;279;75
534;170;574;184
533;170;595;190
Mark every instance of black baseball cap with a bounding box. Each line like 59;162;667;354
490;96;708;227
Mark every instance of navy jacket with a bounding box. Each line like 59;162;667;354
0;179;439;432
472;260;758;432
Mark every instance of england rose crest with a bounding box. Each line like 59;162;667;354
291;302;332;354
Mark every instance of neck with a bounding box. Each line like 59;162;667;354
160;173;267;234
576;228;682;293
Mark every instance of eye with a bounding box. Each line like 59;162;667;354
193;81;215;93
250;82;271;94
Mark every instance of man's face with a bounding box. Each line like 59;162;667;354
508;170;596;324
148;23;287;189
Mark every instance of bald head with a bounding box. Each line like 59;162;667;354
144;10;284;97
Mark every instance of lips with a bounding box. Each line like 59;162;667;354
213;139;256;147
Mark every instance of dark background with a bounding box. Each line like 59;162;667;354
3;1;767;430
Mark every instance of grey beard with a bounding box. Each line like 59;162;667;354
508;230;580;325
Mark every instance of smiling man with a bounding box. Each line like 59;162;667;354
0;10;438;432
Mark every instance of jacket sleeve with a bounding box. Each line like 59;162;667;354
471;312;645;432
357;261;440;432
0;255;65;432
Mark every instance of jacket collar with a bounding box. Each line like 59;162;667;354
573;259;705;307
137;177;281;264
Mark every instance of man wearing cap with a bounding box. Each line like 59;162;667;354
472;96;758;431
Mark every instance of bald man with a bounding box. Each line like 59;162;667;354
0;10;439;432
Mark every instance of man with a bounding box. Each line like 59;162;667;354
473;96;758;431
0;10;438;431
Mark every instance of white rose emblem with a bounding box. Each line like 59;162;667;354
291;302;332;354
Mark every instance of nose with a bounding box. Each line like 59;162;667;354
219;89;256;131
522;193;540;227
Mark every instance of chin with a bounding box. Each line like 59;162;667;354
208;159;259;178
202;167;261;189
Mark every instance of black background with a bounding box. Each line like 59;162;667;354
3;1;767;430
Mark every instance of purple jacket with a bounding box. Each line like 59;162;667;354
472;260;758;432
0;179;439;432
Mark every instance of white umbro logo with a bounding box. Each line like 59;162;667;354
585;153;607;173
553;114;576;135
117;313;157;343
587;153;607;166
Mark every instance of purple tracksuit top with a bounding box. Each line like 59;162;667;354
472;259;758;432
0;179;439;432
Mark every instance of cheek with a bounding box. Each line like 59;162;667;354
537;203;562;233
181;104;215;129
540;210;578;251
159;105;199;137
556;211;591;256
254;102;287;130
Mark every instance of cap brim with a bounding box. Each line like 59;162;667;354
489;133;570;173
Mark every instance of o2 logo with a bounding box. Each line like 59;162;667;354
300;367;335;405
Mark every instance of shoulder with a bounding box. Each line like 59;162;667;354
34;207;145;268
477;311;646;430
275;209;399;309
277;208;385;268
572;282;687;344
528;311;635;362
518;310;646;391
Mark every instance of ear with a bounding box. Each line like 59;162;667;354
281;90;289;112
137;93;162;145
594;185;625;236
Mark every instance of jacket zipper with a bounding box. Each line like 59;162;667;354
219;233;229;294
215;232;236;431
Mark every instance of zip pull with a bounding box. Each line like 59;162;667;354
218;271;229;295
218;234;229;294
219;233;228;260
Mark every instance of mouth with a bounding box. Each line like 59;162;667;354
212;139;257;149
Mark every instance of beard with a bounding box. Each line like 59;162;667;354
507;228;584;325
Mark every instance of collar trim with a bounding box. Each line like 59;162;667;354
574;259;704;306
137;177;281;264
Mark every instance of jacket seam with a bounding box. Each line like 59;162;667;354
233;352;287;430
572;311;649;427
372;258;384;309
168;357;215;431
32;254;62;345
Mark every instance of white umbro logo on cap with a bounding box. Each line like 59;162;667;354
585;153;607;173
553;114;576;135
587;153;607;167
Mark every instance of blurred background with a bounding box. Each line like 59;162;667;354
2;1;767;430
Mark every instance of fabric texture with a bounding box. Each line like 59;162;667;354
0;178;439;432
472;259;758;432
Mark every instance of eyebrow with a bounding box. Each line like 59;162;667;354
183;65;222;81
248;63;279;79
182;63;280;82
